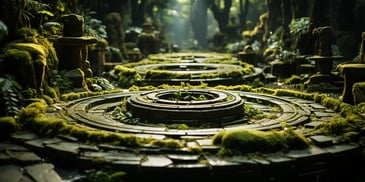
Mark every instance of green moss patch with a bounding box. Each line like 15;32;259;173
0;116;18;138
212;128;309;155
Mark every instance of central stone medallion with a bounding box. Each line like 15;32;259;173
126;89;245;126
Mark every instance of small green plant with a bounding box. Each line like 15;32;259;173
243;104;265;120
177;123;189;130
289;17;310;36
55;71;72;94
85;166;126;182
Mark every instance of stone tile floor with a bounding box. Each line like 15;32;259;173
1;82;365;182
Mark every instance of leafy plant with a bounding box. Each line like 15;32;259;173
0;20;7;42
85;166;126;182
83;10;107;39
22;0;54;27
289;17;310;36
87;77;115;91
55;71;72;93
0;75;23;116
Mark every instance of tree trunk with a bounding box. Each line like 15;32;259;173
291;0;309;19
131;0;147;26
209;0;232;34
191;0;209;48
310;0;330;28
239;0;250;29
265;0;282;41
0;0;25;40
281;0;292;49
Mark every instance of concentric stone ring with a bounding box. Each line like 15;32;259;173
134;63;243;78
126;89;245;125
64;89;313;136
131;62;263;86
147;52;233;62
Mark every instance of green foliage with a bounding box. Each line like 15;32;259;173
55;71;72;94
170;88;208;102
177;123;189;129
83;10;107;39
85;166;126;182
289;17;310;36
243;104;265;120
0;116;18;138
87;77;115;91
114;65;139;88
38;10;54;17
22;0;53;27
0;76;23;116
41;22;63;37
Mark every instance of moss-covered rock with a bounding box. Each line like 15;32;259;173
353;82;365;105
212;128;309;155
1;48;37;89
1;38;59;100
0;116;18;139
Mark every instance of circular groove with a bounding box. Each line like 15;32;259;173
126;89;244;124
63;90;312;137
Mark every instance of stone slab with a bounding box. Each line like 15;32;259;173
24;163;62;182
0;164;33;182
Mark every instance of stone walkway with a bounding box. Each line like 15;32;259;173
1;90;365;182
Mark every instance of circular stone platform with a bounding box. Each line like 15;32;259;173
126;89;244;125
134;63;244;77
111;52;264;87
64;89;312;136
6;89;363;182
133;62;263;86
147;52;233;62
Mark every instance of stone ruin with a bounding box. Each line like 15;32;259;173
338;32;365;104
55;13;97;91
